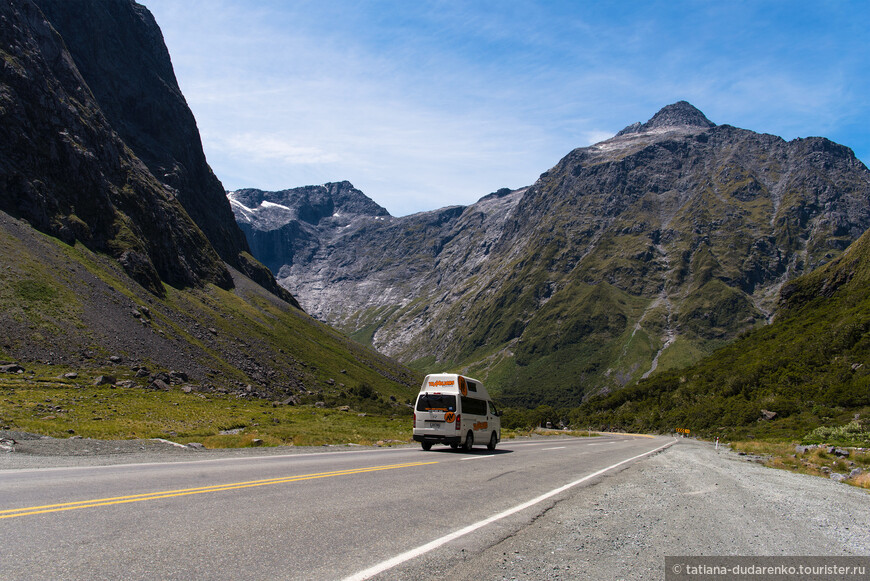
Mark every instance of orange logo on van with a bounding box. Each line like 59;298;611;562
458;376;468;396
444;412;456;423
428;380;455;387
473;421;488;431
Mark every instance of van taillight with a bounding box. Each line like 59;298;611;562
455;414;461;430
413;414;417;428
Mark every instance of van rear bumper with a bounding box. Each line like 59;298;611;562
413;434;461;446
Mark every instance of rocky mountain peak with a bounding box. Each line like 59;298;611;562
616;101;715;136
229;181;389;230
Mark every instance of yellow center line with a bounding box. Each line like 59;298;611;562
1;460;438;520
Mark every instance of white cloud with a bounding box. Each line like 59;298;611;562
214;133;340;166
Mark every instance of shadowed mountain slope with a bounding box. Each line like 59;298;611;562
0;0;416;409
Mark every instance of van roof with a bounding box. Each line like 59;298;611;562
419;373;491;400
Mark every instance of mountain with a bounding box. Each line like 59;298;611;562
233;101;870;407
0;0;417;406
1;0;293;304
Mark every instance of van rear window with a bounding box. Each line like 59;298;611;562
416;393;456;412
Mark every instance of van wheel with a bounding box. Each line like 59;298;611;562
487;432;497;451
463;431;474;451
421;442;432;451
450;443;459;449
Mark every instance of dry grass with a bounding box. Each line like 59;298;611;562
731;440;870;490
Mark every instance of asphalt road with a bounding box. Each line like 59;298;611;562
0;434;670;580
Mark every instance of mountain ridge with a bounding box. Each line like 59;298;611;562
233;102;870;406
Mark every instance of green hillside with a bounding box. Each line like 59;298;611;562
569;228;870;443
0;211;420;443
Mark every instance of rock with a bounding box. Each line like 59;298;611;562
0;364;25;374
169;370;188;383
116;380;135;388
830;472;847;482
94;375;116;386
832;448;850;458
151;372;171;384
281;396;300;406
108;355;122;363
315;401;326;408
151;379;170;391
326;378;335;385
250;438;263;447
181;385;193;393
0;438;16;451
187;442;205;449
850;468;863;478
135;368;150;378
795;445;811;454
63;372;79;379
760;409;777;421
208;327;218;335
339;406;350;412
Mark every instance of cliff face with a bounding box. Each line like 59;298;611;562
0;0;295;304
234;103;870;406
0;0;413;403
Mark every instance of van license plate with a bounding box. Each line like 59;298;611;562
426;422;442;429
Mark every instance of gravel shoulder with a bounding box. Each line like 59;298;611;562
382;438;870;581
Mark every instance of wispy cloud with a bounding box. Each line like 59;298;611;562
143;0;870;215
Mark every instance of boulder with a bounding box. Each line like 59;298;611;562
0;364;24;374
94;375;116;386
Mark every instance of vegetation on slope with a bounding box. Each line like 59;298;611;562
0;211;419;444
566;228;870;443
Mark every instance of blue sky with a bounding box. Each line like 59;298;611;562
142;0;869;217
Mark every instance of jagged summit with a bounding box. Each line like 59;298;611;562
229;181;390;229
616;101;715;136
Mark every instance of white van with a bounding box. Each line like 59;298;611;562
412;373;501;451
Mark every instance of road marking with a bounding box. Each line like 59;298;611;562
461;455;495;461
342;440;674;581
0;461;437;520
541;447;566;450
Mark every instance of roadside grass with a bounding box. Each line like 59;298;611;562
0;378;412;447
730;440;870;490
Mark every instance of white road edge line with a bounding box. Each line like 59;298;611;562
341;439;674;581
461;455;495;461
541;446;566;450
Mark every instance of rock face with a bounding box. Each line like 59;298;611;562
234;104;870;406
0;0;295;304
0;0;416;407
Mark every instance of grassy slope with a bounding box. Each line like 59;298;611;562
0;211;421;445
568;227;870;443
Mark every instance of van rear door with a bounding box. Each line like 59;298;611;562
415;393;457;437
